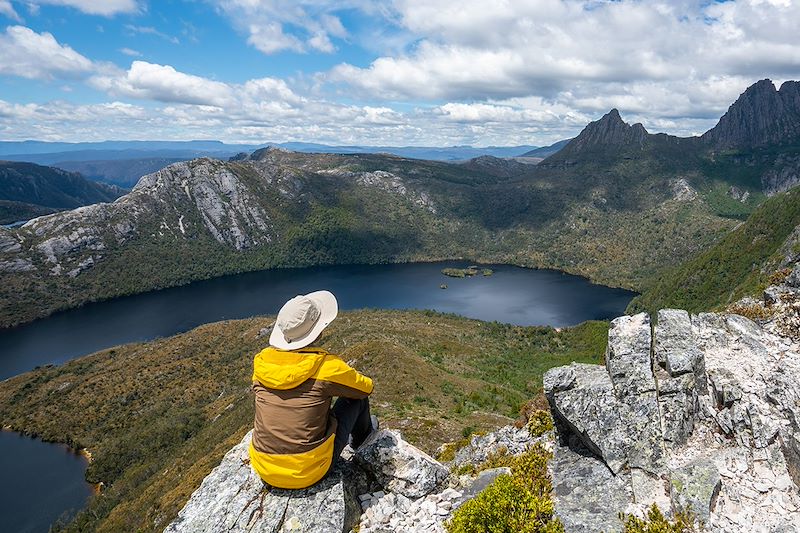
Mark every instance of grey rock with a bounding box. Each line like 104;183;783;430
658;374;698;446
449;425;535;470
655;309;707;390
0;233;21;253
457;467;512;504
542;364;576;394
606;313;664;473
606;313;655;397
669;459;721;524
545;363;630;474
355;430;449;499
550;439;631;533
709;368;742;409
630;468;669;509
0;258;35;272
787;263;800;288
780;430;800;490
164;431;360;533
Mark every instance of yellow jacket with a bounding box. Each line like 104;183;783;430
248;346;373;489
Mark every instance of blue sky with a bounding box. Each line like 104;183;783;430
0;0;799;145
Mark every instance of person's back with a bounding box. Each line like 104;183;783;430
248;291;376;489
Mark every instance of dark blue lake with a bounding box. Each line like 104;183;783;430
0;430;93;533
0;261;635;381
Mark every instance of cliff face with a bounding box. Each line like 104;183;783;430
702;80;800;150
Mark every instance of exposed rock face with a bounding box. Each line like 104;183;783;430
703;79;800;150
166;422;554;533
550;437;632;533
547;314;664;475
545;305;800;532
762;153;800;196
669;458;721;524
164;431;362;533
448;424;534;470
0;151;446;283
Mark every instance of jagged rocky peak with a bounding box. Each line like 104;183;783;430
702;79;800;149
549;109;649;160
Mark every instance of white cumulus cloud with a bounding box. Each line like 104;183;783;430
90;61;235;107
209;0;358;54
0;25;94;80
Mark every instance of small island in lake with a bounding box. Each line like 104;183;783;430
441;267;478;278
441;267;494;278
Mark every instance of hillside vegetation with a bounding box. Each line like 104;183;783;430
0;161;123;224
0;309;607;533
630;185;800;314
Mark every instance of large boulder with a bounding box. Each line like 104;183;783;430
655;309;707;389
547;308;800;533
605;313;664;473
164;431;361;533
354;429;449;499
544;363;630;474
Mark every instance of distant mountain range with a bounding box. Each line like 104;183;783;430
1;79;798;327
0;141;540;188
0;161;124;225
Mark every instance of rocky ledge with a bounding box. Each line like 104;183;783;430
164;423;544;533
545;308;800;532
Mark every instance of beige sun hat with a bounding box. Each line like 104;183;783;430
269;290;338;350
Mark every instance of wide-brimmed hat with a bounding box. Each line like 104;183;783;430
269;290;338;350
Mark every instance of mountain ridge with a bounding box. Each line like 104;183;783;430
0;161;124;224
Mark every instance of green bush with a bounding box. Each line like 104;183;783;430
622;504;697;533
446;444;563;533
527;410;554;438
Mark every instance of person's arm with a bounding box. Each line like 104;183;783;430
317;355;373;399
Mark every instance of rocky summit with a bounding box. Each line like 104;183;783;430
545;304;800;532
702;79;800;150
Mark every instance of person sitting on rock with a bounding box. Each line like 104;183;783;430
249;290;378;489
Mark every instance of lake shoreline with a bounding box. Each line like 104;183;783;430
0;257;638;332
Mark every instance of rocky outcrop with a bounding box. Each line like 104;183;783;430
354;430;448;499
164;431;364;533
545;305;800;532
762;153;800;196
166;422;553;533
703;80;800;150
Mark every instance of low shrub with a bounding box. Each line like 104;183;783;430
622;504;697;532
527;410;554;438
446;443;563;533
